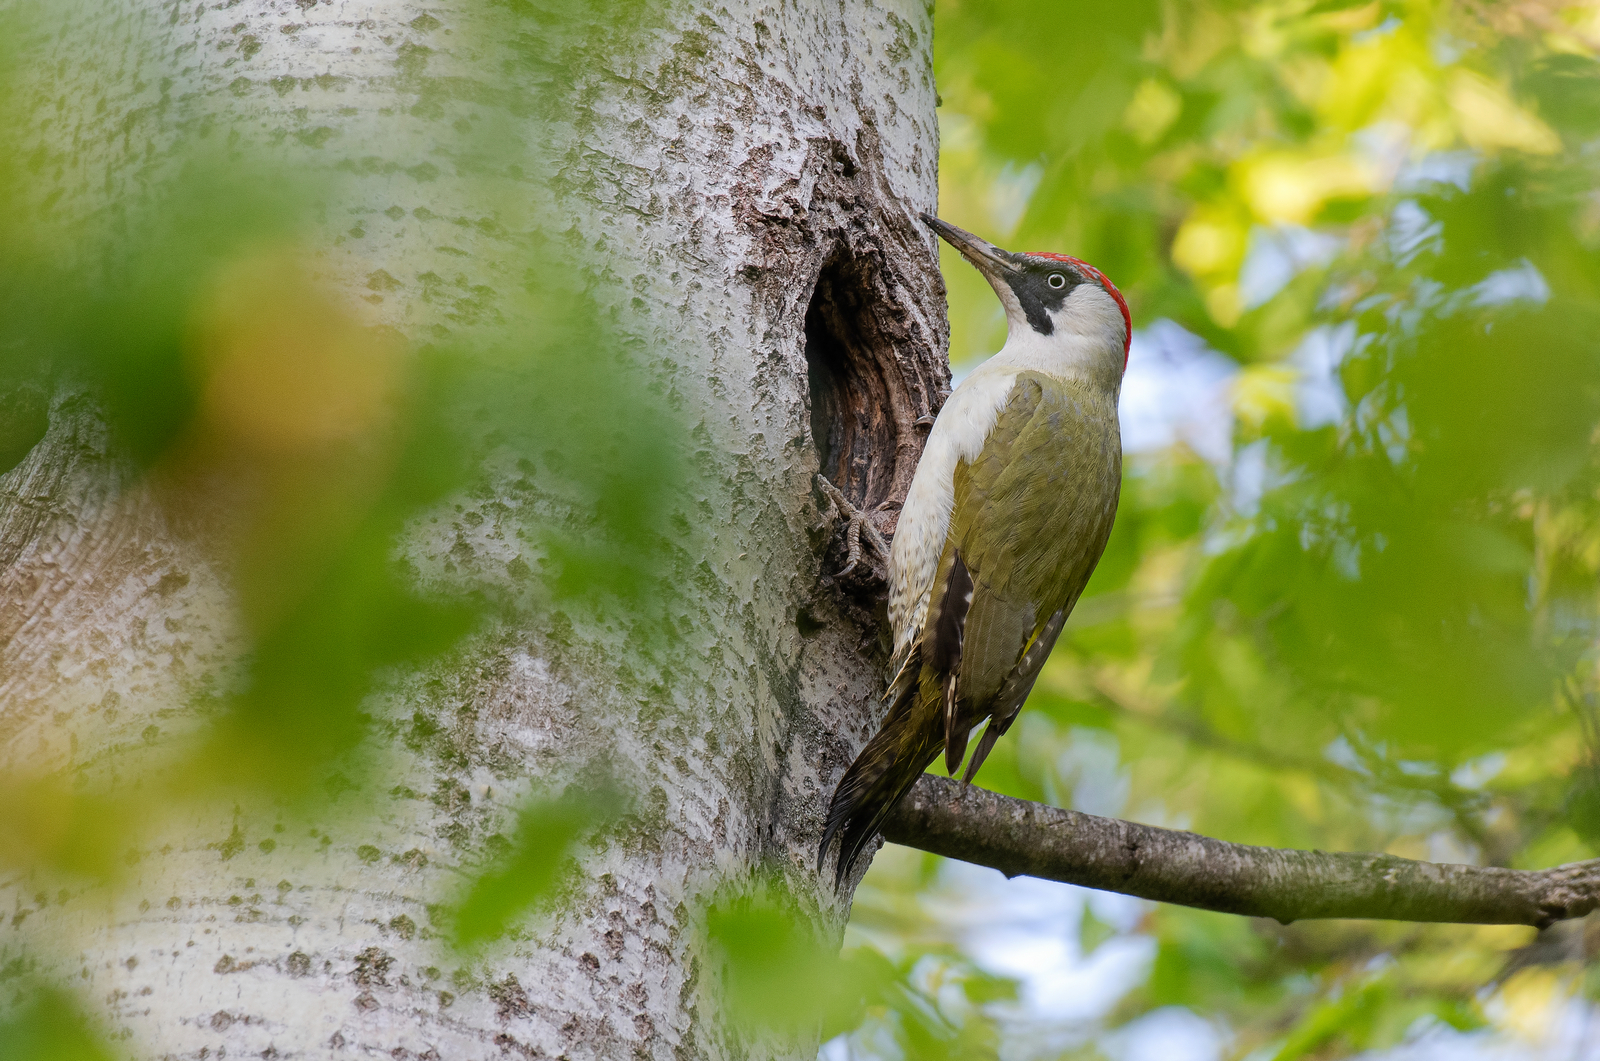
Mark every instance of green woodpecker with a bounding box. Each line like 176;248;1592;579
820;215;1129;884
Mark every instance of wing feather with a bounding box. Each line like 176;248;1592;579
932;553;973;772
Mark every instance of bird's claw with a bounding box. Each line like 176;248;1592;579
815;475;889;578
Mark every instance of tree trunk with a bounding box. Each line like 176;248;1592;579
0;2;946;1058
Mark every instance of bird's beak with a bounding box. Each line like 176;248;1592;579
920;214;1019;283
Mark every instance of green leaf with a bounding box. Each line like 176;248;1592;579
0;989;117;1061
447;783;625;948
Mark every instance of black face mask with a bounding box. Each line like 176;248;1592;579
1005;262;1083;336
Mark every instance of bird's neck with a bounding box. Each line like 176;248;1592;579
990;325;1124;397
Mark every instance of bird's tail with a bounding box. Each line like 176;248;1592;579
818;664;943;888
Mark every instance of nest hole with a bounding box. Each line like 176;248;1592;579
806;255;913;524
805;246;937;598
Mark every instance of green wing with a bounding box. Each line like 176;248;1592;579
924;371;1122;773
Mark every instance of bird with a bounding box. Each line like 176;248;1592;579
819;214;1130;886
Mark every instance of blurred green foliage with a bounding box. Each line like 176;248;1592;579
709;884;860;1034
0;0;681;1049
0;155;687;789
846;0;1600;1058
707;876;1015;1058
0;989;115;1061
448;782;626;948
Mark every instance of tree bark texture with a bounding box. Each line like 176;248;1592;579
0;2;946;1058
887;776;1600;929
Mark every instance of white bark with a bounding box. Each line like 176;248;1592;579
0;2;946;1058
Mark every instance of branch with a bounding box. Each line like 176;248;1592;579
881;775;1600;929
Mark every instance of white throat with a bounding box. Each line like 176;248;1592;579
991;283;1126;391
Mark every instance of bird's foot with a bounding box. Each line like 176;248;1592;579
814;475;889;578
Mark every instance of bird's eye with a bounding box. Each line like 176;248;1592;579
1047;273;1067;290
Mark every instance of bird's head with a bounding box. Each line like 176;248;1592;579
922;214;1130;382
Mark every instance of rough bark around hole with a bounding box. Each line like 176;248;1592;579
743;133;950;602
